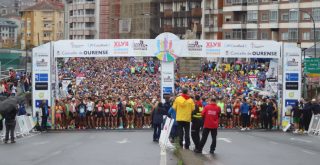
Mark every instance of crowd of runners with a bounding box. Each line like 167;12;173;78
51;57;285;130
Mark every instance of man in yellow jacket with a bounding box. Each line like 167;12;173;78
173;88;195;149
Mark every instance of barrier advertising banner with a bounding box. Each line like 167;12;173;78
282;43;302;128
32;43;52;116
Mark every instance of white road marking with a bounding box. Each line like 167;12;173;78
269;141;279;145
33;141;49;145
117;138;129;144
290;138;312;143
301;150;316;155
217;138;232;143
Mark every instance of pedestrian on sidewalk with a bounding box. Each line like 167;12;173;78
195;96;221;154
173;88;195;150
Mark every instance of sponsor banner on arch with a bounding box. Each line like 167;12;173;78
54;39;280;59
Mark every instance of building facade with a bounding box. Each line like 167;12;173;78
119;0;159;39
20;0;64;49
221;0;320;49
0;18;18;48
65;0;98;40
159;0;203;39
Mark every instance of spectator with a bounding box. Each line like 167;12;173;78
41;100;49;132
302;99;312;134
4;105;18;143
173;88;195;150
291;101;302;134
152;102;165;142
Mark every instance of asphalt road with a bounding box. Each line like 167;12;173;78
194;130;320;165
0;130;320;165
0;130;166;165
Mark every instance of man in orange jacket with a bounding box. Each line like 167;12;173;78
195;96;221;154
173;88;195;149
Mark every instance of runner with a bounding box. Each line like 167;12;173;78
135;100;144;129
77;100;87;129
143;98;152;128
104;99;110;129
96;100;104;129
110;100;118;129
86;97;95;129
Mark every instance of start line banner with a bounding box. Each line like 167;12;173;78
53;39;281;59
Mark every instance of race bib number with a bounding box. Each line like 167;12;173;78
235;108;239;113
111;109;117;113
105;109;109;113
137;108;142;113
80;108;85;113
126;107;132;112
145;108;150;114
251;114;254;118
98;107;102;112
227;108;231;113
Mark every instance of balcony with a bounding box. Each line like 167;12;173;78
173;11;190;18
164;9;173;17
196;24;202;32
163;24;173;32
223;21;246;29
204;25;221;32
204;9;220;15
191;8;202;17
42;27;53;31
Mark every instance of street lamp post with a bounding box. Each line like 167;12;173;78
290;9;316;58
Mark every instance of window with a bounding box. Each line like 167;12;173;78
224;32;231;39
289;10;298;22
261;32;269;40
288;28;298;40
247;0;258;4
303;13;310;20
247;29;257;39
312;8;320;21
281;13;289;21
289;0;299;2
269;10;278;22
247;11;258;22
261;13;269;21
225;15;231;23
302;32;310;40
282;32;288;40
311;29;320;40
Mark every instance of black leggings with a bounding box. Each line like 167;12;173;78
242;114;249;128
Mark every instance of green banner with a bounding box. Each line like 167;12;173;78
304;58;320;74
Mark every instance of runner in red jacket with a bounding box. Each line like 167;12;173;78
195;96;221;154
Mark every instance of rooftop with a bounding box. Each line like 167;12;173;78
23;0;64;11
0;18;18;28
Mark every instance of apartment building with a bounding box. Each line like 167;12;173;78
65;0;98;39
202;0;224;39
222;0;320;49
0;18;18;48
119;0;159;39
159;0;203;39
20;0;64;49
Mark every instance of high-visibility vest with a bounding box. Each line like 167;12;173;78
193;106;203;119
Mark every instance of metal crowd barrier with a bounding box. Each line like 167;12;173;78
1;115;36;141
308;114;320;136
